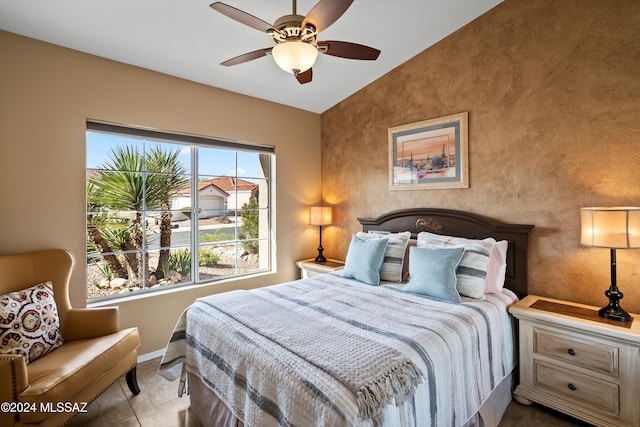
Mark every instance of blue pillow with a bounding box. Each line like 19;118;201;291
343;235;389;286
402;246;465;303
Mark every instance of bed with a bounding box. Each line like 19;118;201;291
160;208;534;427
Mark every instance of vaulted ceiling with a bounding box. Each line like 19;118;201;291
0;0;502;113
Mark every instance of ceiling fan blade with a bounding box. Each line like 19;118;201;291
301;0;354;33
295;68;313;84
221;48;272;66
210;2;281;35
317;41;381;60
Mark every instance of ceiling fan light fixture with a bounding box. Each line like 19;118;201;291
272;41;318;74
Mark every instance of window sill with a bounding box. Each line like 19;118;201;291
87;269;275;307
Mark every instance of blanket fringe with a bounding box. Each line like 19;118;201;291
356;361;423;424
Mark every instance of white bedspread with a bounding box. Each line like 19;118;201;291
160;273;517;427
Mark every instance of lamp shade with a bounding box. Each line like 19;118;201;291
309;206;332;226
272;41;318;74
580;207;640;249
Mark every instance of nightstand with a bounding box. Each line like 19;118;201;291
296;258;345;279
510;295;640;427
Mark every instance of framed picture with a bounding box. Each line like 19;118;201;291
388;112;468;191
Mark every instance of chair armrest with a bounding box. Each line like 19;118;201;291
0;355;27;427
62;307;120;341
0;354;29;399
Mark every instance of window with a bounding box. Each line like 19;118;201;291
86;122;274;301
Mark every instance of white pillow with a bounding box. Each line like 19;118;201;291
417;232;496;300
355;231;411;282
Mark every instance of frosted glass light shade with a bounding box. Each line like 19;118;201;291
580;207;640;248
309;206;332;226
272;41;318;74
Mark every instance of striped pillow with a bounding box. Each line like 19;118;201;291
417;232;496;300
356;231;411;283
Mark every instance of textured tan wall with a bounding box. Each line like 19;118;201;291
321;0;640;313
0;31;322;354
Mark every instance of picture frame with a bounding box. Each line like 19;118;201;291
388;112;468;191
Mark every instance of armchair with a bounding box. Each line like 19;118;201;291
0;249;141;426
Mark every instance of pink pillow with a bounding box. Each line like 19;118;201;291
484;241;508;293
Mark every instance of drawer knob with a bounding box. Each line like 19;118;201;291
568;383;577;391
567;348;577;356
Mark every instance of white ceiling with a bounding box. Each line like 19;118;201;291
0;0;502;113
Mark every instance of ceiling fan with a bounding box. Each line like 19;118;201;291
210;0;381;84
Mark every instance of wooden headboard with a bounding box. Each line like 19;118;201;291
357;208;534;298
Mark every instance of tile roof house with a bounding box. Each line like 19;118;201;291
171;177;258;219
205;177;259;212
172;180;228;220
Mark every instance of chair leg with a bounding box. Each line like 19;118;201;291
125;366;141;395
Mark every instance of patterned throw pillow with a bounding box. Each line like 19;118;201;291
0;281;64;363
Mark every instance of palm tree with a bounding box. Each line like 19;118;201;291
87;144;188;287
87;146;145;282
87;182;129;279
145;146;189;279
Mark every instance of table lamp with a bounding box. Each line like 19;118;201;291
309;206;332;263
580;207;640;322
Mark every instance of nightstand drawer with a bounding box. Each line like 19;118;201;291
534;328;618;376
535;361;619;414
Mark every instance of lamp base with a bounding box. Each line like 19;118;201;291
314;224;327;263
598;249;633;323
599;304;632;322
314;247;326;263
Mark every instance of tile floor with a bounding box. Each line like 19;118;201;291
67;358;591;427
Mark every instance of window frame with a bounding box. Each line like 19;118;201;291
86;121;275;302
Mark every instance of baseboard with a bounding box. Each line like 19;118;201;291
138;348;165;363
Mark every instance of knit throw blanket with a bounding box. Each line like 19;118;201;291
193;290;423;424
